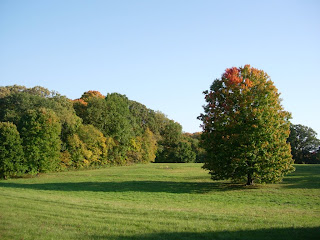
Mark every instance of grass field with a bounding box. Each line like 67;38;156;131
0;163;319;240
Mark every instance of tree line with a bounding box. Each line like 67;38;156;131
1;73;319;182
0;85;204;179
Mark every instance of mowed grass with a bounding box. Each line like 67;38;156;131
0;164;319;240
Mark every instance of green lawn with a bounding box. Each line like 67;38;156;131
0;163;319;240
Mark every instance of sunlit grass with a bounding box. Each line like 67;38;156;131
0;164;319;240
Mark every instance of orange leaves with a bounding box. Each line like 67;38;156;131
223;67;243;84
73;90;105;107
245;78;253;88
73;98;88;106
223;65;257;90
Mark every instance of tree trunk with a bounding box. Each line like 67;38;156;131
246;173;254;185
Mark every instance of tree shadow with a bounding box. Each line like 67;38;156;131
281;165;320;189
1;165;318;192
90;227;320;240
0;180;231;194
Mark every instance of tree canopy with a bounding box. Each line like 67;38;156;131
20;108;62;173
287;124;320;163
199;65;294;185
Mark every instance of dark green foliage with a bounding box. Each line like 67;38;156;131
0;91;42;125
20;108;61;174
128;101;159;136
155;120;182;163
174;140;196;163
79;96;109;133
104;93;133;142
288;124;320;163
128;101;150;136
183;133;206;163
103;93;134;163
155;120;198;163
0;122;25;178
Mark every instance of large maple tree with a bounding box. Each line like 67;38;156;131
199;65;294;185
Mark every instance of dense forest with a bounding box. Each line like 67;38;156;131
0;85;205;178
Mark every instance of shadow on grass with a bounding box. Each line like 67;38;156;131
0;180;246;194
91;227;320;240
282;165;320;189
1;165;318;192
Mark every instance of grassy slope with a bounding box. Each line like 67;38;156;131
0;164;319;240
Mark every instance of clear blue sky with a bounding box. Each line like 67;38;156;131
1;0;319;135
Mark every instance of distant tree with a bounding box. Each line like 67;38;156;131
0;122;25;179
104;93;133;140
199;65;294;185
183;132;206;163
73;98;88;120
155;120;183;162
82;97;109;133
73;90;108;133
104;93;134;163
288;124;320;163
20;108;61;174
129;100;151;136
314;148;320;163
161;120;182;146
80;90;105;102
174;140;196;163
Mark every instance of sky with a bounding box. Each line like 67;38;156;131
0;0;319;135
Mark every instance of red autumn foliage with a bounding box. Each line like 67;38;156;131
223;67;243;84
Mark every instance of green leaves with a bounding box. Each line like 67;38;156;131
20;108;61;173
0;122;25;178
0;84;202;177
